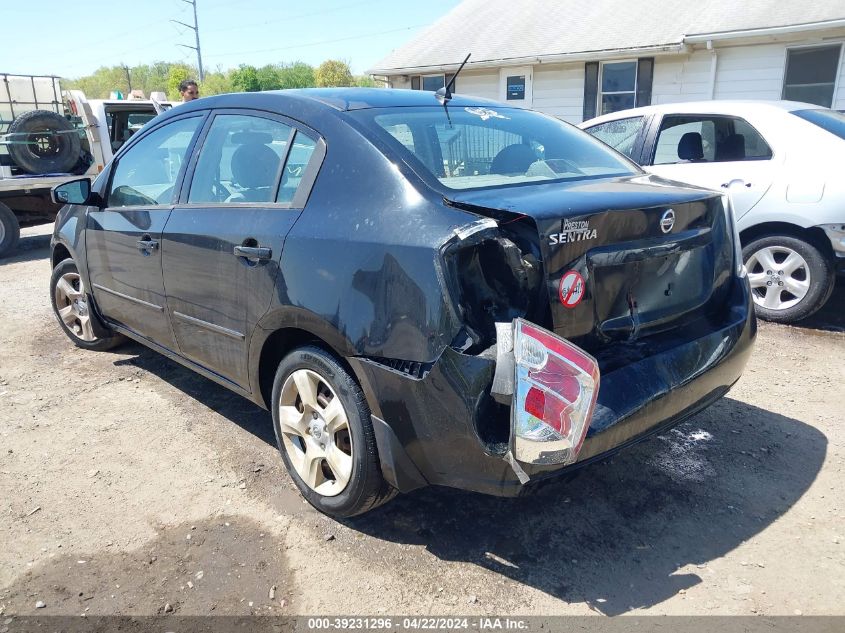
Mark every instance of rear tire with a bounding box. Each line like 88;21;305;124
50;258;124;351
7;110;81;175
0;202;20;258
271;345;397;518
743;234;834;323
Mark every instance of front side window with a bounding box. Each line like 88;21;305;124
599;61;637;115
652;115;772;165
584;116;644;159
355;106;638;191
107;116;201;207
783;44;842;108
188;114;292;204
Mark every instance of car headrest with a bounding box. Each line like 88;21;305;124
677;132;704;161
716;134;746;161
490;143;537;175
230;143;279;190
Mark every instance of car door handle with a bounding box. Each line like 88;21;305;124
136;237;159;251
721;179;752;188
233;245;272;260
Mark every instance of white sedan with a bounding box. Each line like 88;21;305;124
581;100;845;323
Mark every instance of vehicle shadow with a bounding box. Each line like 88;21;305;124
0;231;51;265
111;342;275;447
107;344;826;615
347;397;826;615
792;279;845;332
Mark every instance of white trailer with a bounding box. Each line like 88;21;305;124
0;73;171;256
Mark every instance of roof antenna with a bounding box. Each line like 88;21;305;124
436;53;471;105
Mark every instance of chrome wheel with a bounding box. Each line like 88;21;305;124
0;218;5;244
277;369;353;496
746;245;810;311
54;271;96;342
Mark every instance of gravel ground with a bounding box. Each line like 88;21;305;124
0;224;843;617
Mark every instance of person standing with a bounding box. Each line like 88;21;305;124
179;79;199;102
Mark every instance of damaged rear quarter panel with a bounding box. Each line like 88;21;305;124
250;117;505;394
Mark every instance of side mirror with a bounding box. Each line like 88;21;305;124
52;178;93;206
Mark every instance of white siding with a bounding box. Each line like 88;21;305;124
652;51;713;104
532;63;584;123
385;70;499;98
713;43;787;100
454;69;499;101
383;29;845;115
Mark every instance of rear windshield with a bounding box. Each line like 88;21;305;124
350;105;639;190
792;108;845;140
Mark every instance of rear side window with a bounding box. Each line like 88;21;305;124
189;114;292;204
652;115;772;165
792;108;845;140
277;132;317;204
585;116;644;159
108;116;201;207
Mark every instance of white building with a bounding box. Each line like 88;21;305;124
369;0;845;123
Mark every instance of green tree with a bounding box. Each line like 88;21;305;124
231;64;260;92
315;60;353;87
354;75;379;88
278;62;315;89
64;65;128;98
256;65;282;91
200;71;234;96
166;65;195;100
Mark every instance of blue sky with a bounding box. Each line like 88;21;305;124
1;0;461;78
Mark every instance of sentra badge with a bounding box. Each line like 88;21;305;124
549;218;597;245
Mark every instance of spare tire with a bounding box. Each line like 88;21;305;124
7;110;81;175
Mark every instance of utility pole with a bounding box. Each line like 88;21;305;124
171;0;204;81
122;65;132;93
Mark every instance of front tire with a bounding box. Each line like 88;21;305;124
743;235;835;323
50;258;123;351
271;345;396;518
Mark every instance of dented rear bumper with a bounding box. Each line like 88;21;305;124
349;276;755;497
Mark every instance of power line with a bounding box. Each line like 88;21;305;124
204;23;427;59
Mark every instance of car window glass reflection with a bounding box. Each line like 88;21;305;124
585;116;644;158
107;117;201;207
277;132;317;204
189;114;292;204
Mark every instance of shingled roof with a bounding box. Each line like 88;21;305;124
369;0;845;74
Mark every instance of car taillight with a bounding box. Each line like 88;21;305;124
512;319;600;465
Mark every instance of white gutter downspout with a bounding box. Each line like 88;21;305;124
707;40;719;99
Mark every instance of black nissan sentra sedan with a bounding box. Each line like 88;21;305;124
49;88;755;517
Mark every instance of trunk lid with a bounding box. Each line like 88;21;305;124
446;174;734;363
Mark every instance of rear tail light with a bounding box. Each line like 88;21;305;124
512;319;600;465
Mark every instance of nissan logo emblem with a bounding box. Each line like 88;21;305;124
660;209;676;234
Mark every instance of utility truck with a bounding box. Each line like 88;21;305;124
0;73;170;256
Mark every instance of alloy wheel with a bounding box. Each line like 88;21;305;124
54;271;96;342
746;245;811;311
277;369;354;496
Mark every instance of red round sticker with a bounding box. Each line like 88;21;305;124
559;270;585;308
